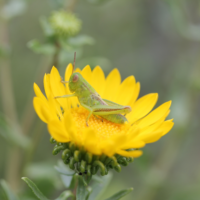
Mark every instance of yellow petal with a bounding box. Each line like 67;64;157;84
136;131;163;143
64;63;73;82
33;83;46;101
115;76;136;105
138;101;172;128
129;82;140;106
156;119;174;136
117;149;143;157
81;65;92;85
48;120;70;142
91;66;106;96
63;109;77;141
83;128;101;155
129;93;158;123
103;68;121;101
44;74;51;99
139;111;170;134
50;66;68;109
33;97;54;123
121;140;145;149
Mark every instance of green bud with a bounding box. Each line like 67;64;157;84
49;10;81;38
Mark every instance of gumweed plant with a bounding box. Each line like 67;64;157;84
32;53;174;199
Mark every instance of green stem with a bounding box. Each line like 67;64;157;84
0;16;22;191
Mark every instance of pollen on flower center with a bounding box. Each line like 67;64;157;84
71;107;128;139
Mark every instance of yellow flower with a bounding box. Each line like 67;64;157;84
33;64;174;160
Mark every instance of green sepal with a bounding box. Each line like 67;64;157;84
93;161;106;176
85;152;93;164
114;164;121;172
50;137;56;144
91;166;98;175
62;149;71;161
53;145;65;155
104;187;133;200
0;180;19;200
69;142;76;153
55;190;74;200
80;160;86;173
21;177;49;200
118;157;129;166
74;150;81;162
87;165;92;176
76;176;88;200
69;158;75;170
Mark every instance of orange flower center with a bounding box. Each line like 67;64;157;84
71;107;129;139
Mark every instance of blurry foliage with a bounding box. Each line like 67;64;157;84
0;0;200;200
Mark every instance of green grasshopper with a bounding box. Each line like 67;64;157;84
55;53;132;126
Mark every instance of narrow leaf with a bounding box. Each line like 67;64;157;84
0;180;19;200
76;176;88;200
21;177;49;200
88;173;113;200
104;188;133;200
54;166;74;176
86;187;92;200
55;190;74;200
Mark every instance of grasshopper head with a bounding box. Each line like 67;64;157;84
68;72;83;92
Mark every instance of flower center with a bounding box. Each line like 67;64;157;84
71;108;128;140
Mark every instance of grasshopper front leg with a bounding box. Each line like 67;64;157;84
54;93;76;99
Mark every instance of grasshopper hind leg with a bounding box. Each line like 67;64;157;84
93;115;103;122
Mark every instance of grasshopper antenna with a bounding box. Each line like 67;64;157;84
73;52;76;73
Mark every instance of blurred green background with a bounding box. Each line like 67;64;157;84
0;0;200;199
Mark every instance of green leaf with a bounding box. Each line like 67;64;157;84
40;17;55;37
104;188;133;200
67;35;95;47
76;176;88;200
55;160;75;188
88;173;113;200
55;190;74;200
27;40;56;55
54;160;75;176
0;180;19;200
21;177;49;200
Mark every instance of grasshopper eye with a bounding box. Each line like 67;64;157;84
73;74;79;82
